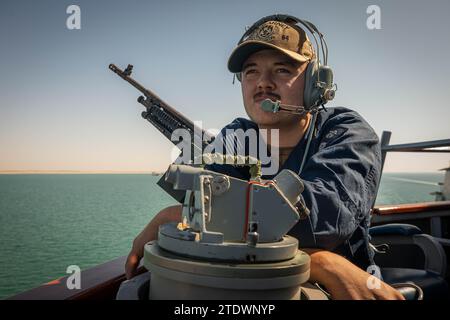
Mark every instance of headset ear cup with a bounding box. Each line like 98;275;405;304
318;65;335;103
303;61;318;109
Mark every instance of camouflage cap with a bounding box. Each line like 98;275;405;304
228;20;315;73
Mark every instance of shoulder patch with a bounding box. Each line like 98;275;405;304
323;127;346;142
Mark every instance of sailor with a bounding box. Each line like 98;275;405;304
126;15;404;300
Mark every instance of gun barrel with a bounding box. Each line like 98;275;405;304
109;64;151;96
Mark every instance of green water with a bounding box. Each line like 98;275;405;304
376;172;443;205
0;172;444;299
0;174;176;299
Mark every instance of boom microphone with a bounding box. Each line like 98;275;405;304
260;99;308;115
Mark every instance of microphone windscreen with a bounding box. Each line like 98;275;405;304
260;99;276;112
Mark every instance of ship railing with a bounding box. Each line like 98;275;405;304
379;130;450;174
372;131;450;240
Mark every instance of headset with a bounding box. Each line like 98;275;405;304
233;14;338;175
234;14;337;111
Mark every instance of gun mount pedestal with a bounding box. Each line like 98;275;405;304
144;237;310;300
117;164;329;300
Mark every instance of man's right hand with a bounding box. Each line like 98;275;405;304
125;205;182;280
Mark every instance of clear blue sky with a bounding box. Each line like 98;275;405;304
1;0;449;172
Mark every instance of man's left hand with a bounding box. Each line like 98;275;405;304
303;248;405;300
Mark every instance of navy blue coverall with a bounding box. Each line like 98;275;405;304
205;106;382;270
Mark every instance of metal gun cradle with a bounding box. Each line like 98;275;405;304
117;165;327;300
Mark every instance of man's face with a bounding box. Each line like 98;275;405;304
240;49;308;127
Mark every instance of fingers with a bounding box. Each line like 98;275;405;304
125;252;141;280
375;283;406;300
391;288;406;300
384;283;406;300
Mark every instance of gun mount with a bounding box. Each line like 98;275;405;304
117;164;320;300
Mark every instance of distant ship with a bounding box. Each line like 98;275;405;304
432;164;450;201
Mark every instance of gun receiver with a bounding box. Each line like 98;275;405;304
109;63;214;201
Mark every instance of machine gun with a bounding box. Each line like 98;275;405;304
109;63;214;201
109;63;214;152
